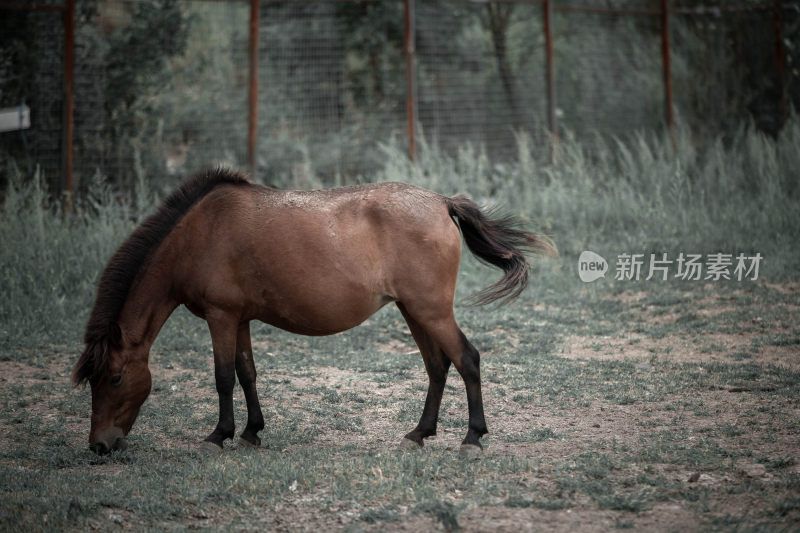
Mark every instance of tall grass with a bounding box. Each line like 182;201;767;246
0;170;146;349
379;119;800;275
1;118;798;350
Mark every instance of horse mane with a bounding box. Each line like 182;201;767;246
72;167;250;386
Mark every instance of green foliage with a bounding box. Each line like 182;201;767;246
413;499;461;531
6;110;797;352
0;164;798;530
103;0;189;187
0;169;138;348
0;12;34;108
105;1;187;114
1;9;798;530
378;115;800;278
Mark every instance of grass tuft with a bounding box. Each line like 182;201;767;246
413;500;461;531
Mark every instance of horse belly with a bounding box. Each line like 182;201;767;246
240;211;393;335
251;281;391;336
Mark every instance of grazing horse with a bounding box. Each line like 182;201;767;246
72;168;554;456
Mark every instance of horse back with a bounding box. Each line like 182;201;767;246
165;182;462;333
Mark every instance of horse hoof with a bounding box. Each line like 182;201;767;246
459;444;482;459
198;441;223;455
399;438;422;450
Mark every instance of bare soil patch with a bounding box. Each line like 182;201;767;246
2;282;798;531
562;331;800;369
563;282;800;369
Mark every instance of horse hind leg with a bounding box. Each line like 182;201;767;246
398;304;488;455
450;330;488;457
235;321;265;447
397;303;451;448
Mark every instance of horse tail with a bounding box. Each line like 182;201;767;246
446;195;556;306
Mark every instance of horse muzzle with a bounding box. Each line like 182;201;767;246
89;426;128;455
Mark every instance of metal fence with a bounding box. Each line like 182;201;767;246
0;0;796;194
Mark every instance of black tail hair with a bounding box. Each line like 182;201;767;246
446;195;556;305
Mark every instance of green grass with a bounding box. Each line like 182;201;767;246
0;279;798;530
1;123;799;530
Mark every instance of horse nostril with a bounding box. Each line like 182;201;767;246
90;441;110;455
112;437;128;451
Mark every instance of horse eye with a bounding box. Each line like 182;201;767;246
110;375;122;387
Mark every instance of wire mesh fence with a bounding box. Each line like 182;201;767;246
0;0;796;194
1;5;65;188
671;3;790;135
553;9;664;140
257;2;407;186
416;2;550;160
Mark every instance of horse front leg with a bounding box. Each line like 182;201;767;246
201;312;239;451
235;321;264;447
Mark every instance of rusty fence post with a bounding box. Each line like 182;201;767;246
404;0;417;162
247;0;260;175
660;0;676;149
63;0;75;201
543;0;557;163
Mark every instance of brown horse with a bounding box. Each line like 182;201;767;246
72;168;554;456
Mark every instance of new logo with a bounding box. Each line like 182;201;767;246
578;251;608;283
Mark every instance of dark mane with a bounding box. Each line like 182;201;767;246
72;168;250;386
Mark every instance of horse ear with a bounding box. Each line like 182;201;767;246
108;322;123;348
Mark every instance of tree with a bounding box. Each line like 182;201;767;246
486;3;521;129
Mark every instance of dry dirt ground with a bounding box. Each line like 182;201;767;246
0;283;798;531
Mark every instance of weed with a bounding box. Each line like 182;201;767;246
753;335;800;348
614;518;636;529
771;496;800;518
766;457;795;471
1;116;799;531
596;490;652;513
504;496;571;510
359;507;399;524
413;500;460;531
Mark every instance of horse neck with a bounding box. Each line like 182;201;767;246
116;247;179;350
